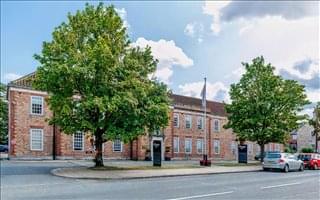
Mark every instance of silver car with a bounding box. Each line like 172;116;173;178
263;153;304;172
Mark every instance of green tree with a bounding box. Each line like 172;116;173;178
33;3;170;167
0;83;8;144
224;56;309;162
309;102;320;152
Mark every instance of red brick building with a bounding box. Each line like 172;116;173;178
7;73;283;161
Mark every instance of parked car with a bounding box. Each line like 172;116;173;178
255;151;280;161
263;152;304;172
298;153;320;170
254;152;266;161
0;145;8;153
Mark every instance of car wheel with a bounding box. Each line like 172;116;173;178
263;167;268;171
314;164;318;170
283;164;289;173
299;164;304;171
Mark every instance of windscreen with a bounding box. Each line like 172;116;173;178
266;153;281;159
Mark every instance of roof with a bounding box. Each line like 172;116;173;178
170;94;227;117
8;72;228;117
7;72;35;89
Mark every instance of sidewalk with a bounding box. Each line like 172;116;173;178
51;160;261;180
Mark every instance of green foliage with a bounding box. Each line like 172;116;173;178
301;147;314;153
33;3;170;166
284;146;295;153
224;56;309;160
309;102;320;150
0;83;8;144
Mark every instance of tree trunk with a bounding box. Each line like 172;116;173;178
260;144;265;163
316;131;318;153
94;132;104;167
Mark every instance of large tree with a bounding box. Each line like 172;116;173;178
0;83;8;144
309;102;320;152
33;3;170;167
224;56;309;162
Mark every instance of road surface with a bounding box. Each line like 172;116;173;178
1;160;319;200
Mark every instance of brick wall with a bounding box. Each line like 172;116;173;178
9;88;53;159
8;86;284;161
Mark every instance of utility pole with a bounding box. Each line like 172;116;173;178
203;78;207;163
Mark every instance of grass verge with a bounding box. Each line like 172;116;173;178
89;165;203;170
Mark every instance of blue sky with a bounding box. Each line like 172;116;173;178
1;1;319;115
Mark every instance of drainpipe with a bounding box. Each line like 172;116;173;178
171;110;174;159
52;112;56;160
130;140;133;160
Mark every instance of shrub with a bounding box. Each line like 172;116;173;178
284;146;295;153
301;147;314;153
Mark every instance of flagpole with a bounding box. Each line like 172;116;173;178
204;77;207;162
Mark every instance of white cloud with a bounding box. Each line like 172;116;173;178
178;81;230;103
154;67;173;84
132;37;194;84
203;1;318;35
299;108;314;118
184;22;204;43
3;73;22;83
115;8;130;29
221;1;318;22
237;16;319;91
184;23;195;37
224;66;246;81
202;1;231;34
306;89;320;103
280;59;319;80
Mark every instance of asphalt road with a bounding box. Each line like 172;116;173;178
1;160;319;200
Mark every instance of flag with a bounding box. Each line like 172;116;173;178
200;78;206;108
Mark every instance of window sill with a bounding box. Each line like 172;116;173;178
30;113;44;117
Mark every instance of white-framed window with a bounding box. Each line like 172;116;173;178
292;134;297;140
174;137;179;153
113;139;122;152
213;119;220;132
185;138;192;154
231;141;237;155
196;139;204;154
275;144;280;152
173;113;179;128
185;115;192;129
73;132;84;151
30;96;43;115
213;140;220;154
268;143;273;152
30;129;43;151
248;143;253;155
256;144;261;153
197;117;204;130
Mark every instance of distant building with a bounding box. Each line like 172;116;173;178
7;73;283;160
290;123;318;153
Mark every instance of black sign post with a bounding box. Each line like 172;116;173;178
153;140;162;167
238;144;248;163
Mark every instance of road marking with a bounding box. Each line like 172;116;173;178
165;191;234;200
261;182;301;189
